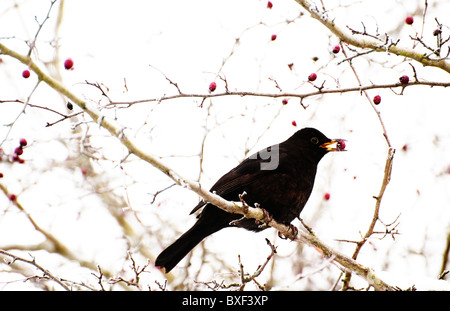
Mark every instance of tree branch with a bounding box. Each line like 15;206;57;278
293;0;450;74
0;42;397;290
104;80;450;107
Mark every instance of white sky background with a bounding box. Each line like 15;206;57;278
0;0;450;290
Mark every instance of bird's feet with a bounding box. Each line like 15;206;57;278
256;206;273;229
278;224;298;241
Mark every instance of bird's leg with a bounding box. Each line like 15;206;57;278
278;224;298;241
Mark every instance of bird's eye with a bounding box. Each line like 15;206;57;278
310;137;319;144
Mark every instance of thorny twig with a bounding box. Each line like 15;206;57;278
0;249;71;291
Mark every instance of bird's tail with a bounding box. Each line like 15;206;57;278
155;219;222;273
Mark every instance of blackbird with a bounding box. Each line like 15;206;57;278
155;127;345;273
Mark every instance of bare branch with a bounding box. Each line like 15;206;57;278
293;0;450;73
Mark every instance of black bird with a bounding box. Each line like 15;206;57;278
155;127;345;273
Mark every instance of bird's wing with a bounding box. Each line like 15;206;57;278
190;147;286;214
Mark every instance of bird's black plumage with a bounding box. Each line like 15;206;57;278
155;127;344;273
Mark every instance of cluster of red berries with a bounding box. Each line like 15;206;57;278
0;138;27;164
371;74;409;106
307;45;340;83
0;139;28;201
22;58;73;79
12;138;27;164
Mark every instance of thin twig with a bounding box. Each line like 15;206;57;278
0;249;71;291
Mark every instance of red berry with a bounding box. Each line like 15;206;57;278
14;147;23;156
373;95;381;105
9;194;17;201
337;140;346;151
308;73;317;81
405;16;414;25
282;99;288;105
271;34;277;41
208;81;217;92
19;138;27;147
0;172;3;178
267;1;273;9
332;45;340;54
64;58;74;70
399;75;409;84
291;120;297;127
22;70;30;79
324;193;330;200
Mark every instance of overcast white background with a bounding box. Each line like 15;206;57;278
0;0;450;290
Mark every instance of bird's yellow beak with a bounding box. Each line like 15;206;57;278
320;139;346;151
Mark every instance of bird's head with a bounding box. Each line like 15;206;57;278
292;127;346;162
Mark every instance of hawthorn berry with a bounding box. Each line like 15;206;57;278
64;58;74;70
14;147;23;156
332;45;340;54
19;138;28;147
208;81;217;92
291;120;297;127
433;29;441;36
399;75;409;84
0;172;3;178
9;194;17;201
22;69;30;79
271;34;277;41
337;140;346;151
373;95;381;105
267;1;273;9
324;193;330;200
282;99;288;105
405;16;414;25
308;73;317;81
